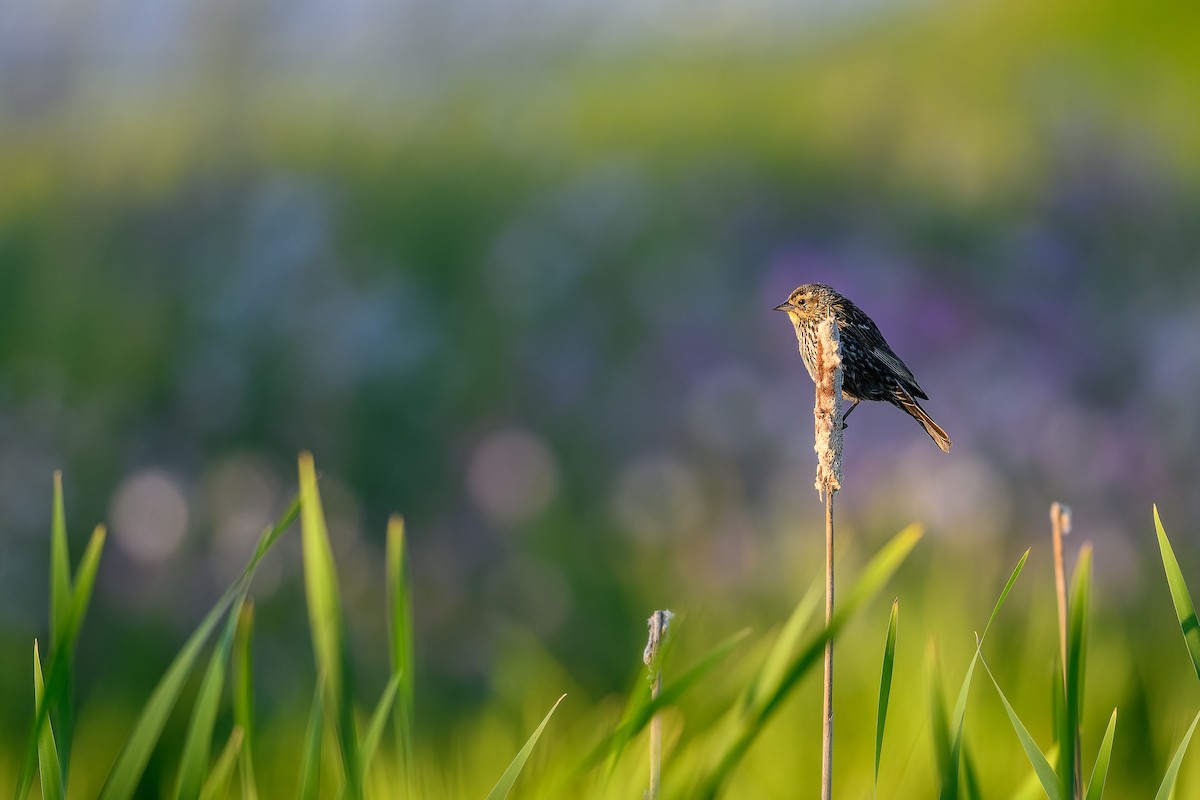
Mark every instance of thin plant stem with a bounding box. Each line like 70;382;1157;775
822;491;835;800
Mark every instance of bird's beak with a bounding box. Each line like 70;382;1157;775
773;301;792;312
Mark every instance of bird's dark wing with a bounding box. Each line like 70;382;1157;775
836;298;928;399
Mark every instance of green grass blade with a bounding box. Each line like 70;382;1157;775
198;728;244;800
298;452;361;799
33;642;64;800
175;596;245;800
696;524;923;798
760;524;923;722
299;684;324;800
95;502;296;800
386;515;415;785
1154;506;1200;681
875;599;899;790
361;675;401;777
1084;709;1117;800
938;548;1031;799
1062;546;1092;800
1155;709;1200;800
484;694;566;800
980;649;1059;800
927;647;956;800
16;524;107;800
47;474;74;786
233;603;259;800
981;548;1031;645
1013;745;1061;800
98;590;242;800
49;473;71;643
747;579;822;712
961;744;982;800
65;526;106;656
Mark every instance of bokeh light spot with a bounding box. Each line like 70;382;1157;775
467;428;560;526
110;469;190;565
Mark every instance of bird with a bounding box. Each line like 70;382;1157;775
774;283;952;453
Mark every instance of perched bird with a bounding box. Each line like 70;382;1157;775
775;283;952;453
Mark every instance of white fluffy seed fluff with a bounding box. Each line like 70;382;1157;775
813;314;844;499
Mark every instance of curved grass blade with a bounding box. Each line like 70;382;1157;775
980;648;1059;800
938;548;1030;800
1154;506;1200;681
299;683;325;800
1084;709;1117;800
747;579;822;712
33;642;64;800
1154;708;1200;800
94;501;297;800
298;452;361;799
199;728;244;800
696;524;923;799
175;597;246;800
362;675;401;777
485;694;566;800
875;600;899;791
1013;745;1060;800
233;603;259;800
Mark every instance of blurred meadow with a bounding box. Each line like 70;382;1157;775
4;0;1200;795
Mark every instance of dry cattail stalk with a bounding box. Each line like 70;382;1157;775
644;609;673;800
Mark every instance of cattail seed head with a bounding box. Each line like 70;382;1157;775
813;314;843;499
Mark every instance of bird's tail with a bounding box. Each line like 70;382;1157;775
894;387;952;453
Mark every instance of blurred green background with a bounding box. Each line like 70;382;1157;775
3;0;1200;794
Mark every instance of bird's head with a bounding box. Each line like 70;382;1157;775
773;283;835;322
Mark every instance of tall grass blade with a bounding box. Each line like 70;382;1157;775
484;694;567;800
1061;546;1091;800
1154;709;1200;800
95;501;297;800
49;473;71;646
927;647;955;800
1153;506;1200;680
298;452;362;799
875;600;899;791
175;596;246;800
386;515;415;786
16;522;107;800
47;474;72;785
198;728;244;800
299;685;325;800
696;524;923;798
980;649;1059;800
961;745;982;800
1084;709;1117;800
233;604;259;800
362;675;401;778
33;642;64;800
